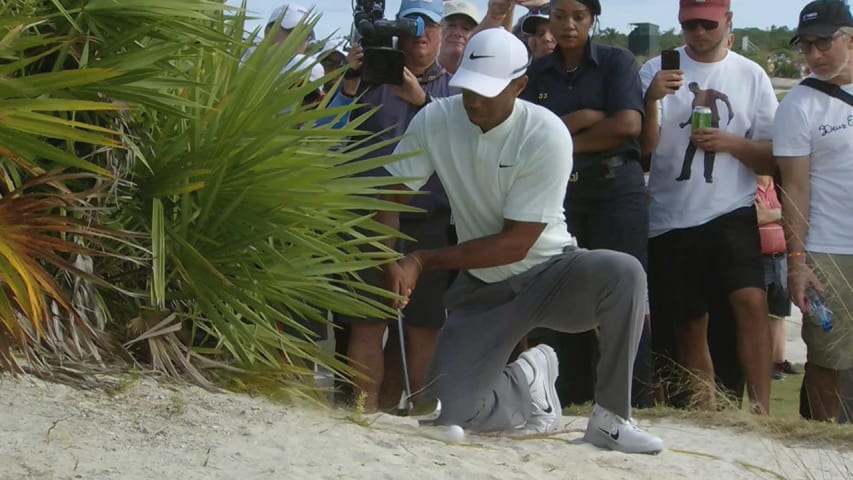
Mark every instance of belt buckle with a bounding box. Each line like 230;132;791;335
602;157;623;180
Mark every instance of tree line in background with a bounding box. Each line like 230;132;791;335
597;25;803;78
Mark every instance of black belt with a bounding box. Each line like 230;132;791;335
764;252;786;259
571;155;632;181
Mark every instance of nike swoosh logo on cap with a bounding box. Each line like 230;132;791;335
469;52;495;60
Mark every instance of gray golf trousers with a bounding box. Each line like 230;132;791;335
423;247;646;432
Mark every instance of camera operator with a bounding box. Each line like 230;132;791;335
332;0;457;413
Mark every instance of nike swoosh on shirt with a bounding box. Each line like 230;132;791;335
469;52;495;60
498;164;514;168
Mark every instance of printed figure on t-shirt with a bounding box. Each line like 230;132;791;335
676;82;734;182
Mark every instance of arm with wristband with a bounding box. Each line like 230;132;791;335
774;88;825;311
778;154;823;311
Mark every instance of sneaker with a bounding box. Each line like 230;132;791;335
777;360;801;375
583;404;664;454
516;344;561;433
772;367;786;381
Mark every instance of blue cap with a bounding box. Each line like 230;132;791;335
398;0;443;24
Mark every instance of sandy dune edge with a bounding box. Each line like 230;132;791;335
1;376;849;480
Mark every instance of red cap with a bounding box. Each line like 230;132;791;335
678;0;731;23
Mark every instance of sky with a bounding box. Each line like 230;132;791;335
226;0;811;40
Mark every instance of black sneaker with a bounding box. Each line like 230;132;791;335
777;360;801;375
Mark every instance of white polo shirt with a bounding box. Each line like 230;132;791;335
386;95;576;283
773;81;853;255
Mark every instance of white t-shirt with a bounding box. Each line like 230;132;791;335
773;81;853;254
640;48;778;237
386;95;576;283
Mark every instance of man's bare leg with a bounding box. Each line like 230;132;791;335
804;363;841;421
347;323;387;412
769;316;787;365
675;313;717;410
405;325;440;398
379;328;403;411
730;287;772;414
379;324;441;410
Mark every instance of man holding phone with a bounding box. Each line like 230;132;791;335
639;0;777;414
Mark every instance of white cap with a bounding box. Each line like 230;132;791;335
320;37;348;57
443;0;481;26
267;3;310;30
284;54;325;93
449;28;530;98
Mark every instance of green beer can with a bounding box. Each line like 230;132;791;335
691;106;712;131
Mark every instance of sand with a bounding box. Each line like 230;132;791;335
1;373;850;480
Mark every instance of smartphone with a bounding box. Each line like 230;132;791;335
661;49;680;70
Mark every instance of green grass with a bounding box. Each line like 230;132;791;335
768;364;805;421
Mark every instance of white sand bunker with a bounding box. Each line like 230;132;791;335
0;376;849;480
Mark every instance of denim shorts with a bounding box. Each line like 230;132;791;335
763;254;792;318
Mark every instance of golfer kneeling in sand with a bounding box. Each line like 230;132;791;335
377;27;664;455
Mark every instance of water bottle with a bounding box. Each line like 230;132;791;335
805;288;833;332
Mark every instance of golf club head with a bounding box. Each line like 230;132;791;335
413;398;442;426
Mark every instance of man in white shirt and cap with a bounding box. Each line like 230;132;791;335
378;27;664;455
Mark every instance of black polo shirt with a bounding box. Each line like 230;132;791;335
521;42;644;169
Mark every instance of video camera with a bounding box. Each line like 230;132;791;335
349;0;425;85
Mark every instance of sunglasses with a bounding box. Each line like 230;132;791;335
528;5;550;15
681;19;720;31
794;32;845;54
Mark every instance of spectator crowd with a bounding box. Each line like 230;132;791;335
253;0;853;453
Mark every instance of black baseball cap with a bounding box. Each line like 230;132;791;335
790;0;853;45
521;10;549;35
550;0;600;16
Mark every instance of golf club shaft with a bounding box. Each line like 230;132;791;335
397;308;414;413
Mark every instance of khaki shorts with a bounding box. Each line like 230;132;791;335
803;253;853;370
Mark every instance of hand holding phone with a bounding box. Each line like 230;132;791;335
647;49;684;100
661;49;680;71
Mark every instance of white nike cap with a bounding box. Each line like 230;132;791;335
449;28;530;98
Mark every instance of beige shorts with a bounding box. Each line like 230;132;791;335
803;253;853;370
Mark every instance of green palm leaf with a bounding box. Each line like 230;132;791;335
1;0;422;401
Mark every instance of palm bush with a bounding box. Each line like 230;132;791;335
1;0;409;399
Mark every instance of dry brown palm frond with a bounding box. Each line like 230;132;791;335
124;310;218;391
0;168;141;378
